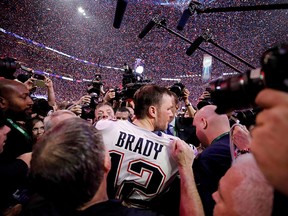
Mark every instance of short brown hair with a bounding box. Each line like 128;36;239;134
133;84;173;119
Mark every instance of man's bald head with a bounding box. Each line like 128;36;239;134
0;79;33;120
193;105;230;147
0;79;27;98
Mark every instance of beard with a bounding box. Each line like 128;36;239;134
5;109;32;121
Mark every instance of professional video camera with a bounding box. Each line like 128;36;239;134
120;63;152;100
208;43;288;114
121;82;148;100
168;82;186;101
0;57;20;79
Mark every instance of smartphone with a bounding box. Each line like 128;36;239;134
33;73;45;80
33;79;46;87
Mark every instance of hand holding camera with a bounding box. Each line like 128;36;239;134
77;95;92;106
67;104;82;116
103;89;116;102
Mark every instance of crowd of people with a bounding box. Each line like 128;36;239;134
3;0;285;104
0;42;288;216
0;2;288;208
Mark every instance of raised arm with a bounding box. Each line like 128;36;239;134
183;88;196;118
171;139;204;216
45;77;56;107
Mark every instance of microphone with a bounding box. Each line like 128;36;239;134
113;0;128;29
138;18;157;39
186;36;205;56
177;8;192;31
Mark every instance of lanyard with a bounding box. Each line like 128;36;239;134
6;118;31;141
211;132;229;144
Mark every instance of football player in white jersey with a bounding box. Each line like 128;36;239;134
95;84;202;216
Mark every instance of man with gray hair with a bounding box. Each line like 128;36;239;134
43;109;77;131
212;153;273;216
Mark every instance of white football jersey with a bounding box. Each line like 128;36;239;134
95;119;179;202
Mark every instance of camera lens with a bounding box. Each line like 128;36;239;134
0;57;19;79
209;69;265;114
208;43;288;114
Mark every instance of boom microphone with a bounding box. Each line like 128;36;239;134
177;8;192;31
186;36;205;56
113;0;128;29
138;19;156;39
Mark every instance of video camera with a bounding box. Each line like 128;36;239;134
121;82;149;100
208;43;288;114
120;63;152;100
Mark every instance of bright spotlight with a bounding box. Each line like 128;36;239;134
78;7;85;14
135;66;144;74
134;58;144;74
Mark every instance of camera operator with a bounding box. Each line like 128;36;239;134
169;83;196;117
69;76;105;123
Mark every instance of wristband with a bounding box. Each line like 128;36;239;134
185;103;192;107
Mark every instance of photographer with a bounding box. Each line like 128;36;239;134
167;84;198;146
182;88;196;118
169;83;196;118
207;43;288;213
103;88;122;111
103;88;116;103
196;88;213;110
69;77;105;122
67;94;97;123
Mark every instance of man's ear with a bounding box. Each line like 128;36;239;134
148;106;157;118
0;96;8;110
104;148;111;173
201;118;208;129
